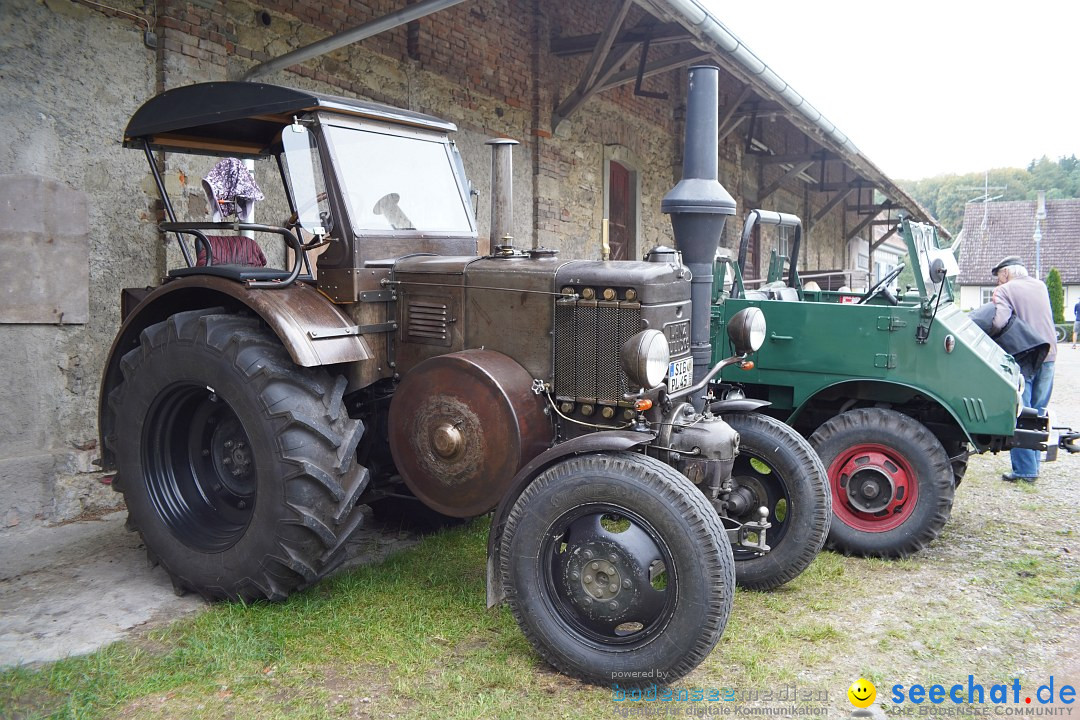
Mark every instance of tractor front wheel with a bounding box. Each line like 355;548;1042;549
499;452;734;686
722;412;831;590
809;408;954;558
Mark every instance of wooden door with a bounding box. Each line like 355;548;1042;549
608;161;631;261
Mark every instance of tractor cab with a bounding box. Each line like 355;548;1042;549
124;81;477;293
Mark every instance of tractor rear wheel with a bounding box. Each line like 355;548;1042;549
108;310;368;601
722;412;831;590
499;452;733;686
809;408;954;558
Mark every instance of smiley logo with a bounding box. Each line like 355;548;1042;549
848;678;876;708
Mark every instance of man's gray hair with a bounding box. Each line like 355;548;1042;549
1003;264;1029;278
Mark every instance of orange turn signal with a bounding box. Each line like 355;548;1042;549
739;360;755;370
634;399;653;412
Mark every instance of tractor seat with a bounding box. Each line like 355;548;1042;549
168;264;294;282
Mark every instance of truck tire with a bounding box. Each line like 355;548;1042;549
943;440;970;487
722;413;831;590
809;408;954;558
107;310;368;601
499;452;733;686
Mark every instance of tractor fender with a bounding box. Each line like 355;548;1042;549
97;276;372;471
709;398;771;414
485;430;655;608
789;379;978;449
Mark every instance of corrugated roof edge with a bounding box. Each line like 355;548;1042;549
652;0;948;238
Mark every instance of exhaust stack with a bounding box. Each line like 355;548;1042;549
662;65;737;409
486;138;519;254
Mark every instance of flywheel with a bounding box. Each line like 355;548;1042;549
388;349;550;517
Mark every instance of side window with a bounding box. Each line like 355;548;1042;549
281;122;332;235
980;287;994;305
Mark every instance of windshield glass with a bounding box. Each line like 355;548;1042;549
325;123;472;234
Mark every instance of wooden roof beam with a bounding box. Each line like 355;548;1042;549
757;161;814;203
552;0;634;131
846;201;892;241
550;21;690;56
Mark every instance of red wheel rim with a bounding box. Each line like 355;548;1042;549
827;443;918;533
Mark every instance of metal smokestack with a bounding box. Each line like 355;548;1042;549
486;138;519;254
662;65;737;409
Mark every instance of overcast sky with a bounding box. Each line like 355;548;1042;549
700;0;1079;180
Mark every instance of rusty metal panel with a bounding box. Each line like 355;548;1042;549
0;175;88;324
464;254;566;383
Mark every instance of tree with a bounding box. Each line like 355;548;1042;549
1046;267;1065;324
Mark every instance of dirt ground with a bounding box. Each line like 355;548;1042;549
1;346;1078;679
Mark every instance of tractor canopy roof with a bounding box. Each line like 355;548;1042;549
124;81;457;157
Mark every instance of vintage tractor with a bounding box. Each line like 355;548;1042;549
97;66;828;685
710;210;1052;558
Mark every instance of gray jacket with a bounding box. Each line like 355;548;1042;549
970;302;1050;379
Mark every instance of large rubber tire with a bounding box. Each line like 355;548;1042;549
809;408;954;558
107;310;369;601
499;452;734;687
722;413;831;590
943;440;970;487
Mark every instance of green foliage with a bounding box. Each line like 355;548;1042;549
1046;268;1065;324
899;155;1080;235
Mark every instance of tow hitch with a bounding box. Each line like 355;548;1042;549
1046;426;1080;461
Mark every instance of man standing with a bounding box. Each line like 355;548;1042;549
991;256;1057;482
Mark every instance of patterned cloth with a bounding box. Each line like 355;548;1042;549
203;158;263;219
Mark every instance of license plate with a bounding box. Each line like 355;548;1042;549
667;357;693;392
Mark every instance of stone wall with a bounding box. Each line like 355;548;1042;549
0;0;158;527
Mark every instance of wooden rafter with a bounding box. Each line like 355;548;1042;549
597;48;710;93
871;225;899;250
718;116;746;140
757;161;814;203
552;0;633;131
758;151;830;165
550;21;689;56
845;201;892;241
809;187;853;229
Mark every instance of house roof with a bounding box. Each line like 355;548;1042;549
956;199;1080;284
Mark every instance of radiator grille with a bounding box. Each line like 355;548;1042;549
554;298;641;404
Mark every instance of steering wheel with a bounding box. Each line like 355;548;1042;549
858;264;904;305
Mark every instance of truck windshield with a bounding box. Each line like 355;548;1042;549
325;123;472;234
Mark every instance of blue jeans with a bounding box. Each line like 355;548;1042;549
1011;361;1055;478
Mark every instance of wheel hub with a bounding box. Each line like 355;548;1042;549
566;546;632;617
847;467;894;513
211;416;255;497
551;511;671;640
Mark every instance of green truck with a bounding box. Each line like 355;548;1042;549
710;211;1052;557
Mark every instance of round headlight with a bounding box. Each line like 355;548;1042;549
727;307;767;355
621;329;671;389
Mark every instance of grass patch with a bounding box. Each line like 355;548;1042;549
3;453;1079;719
